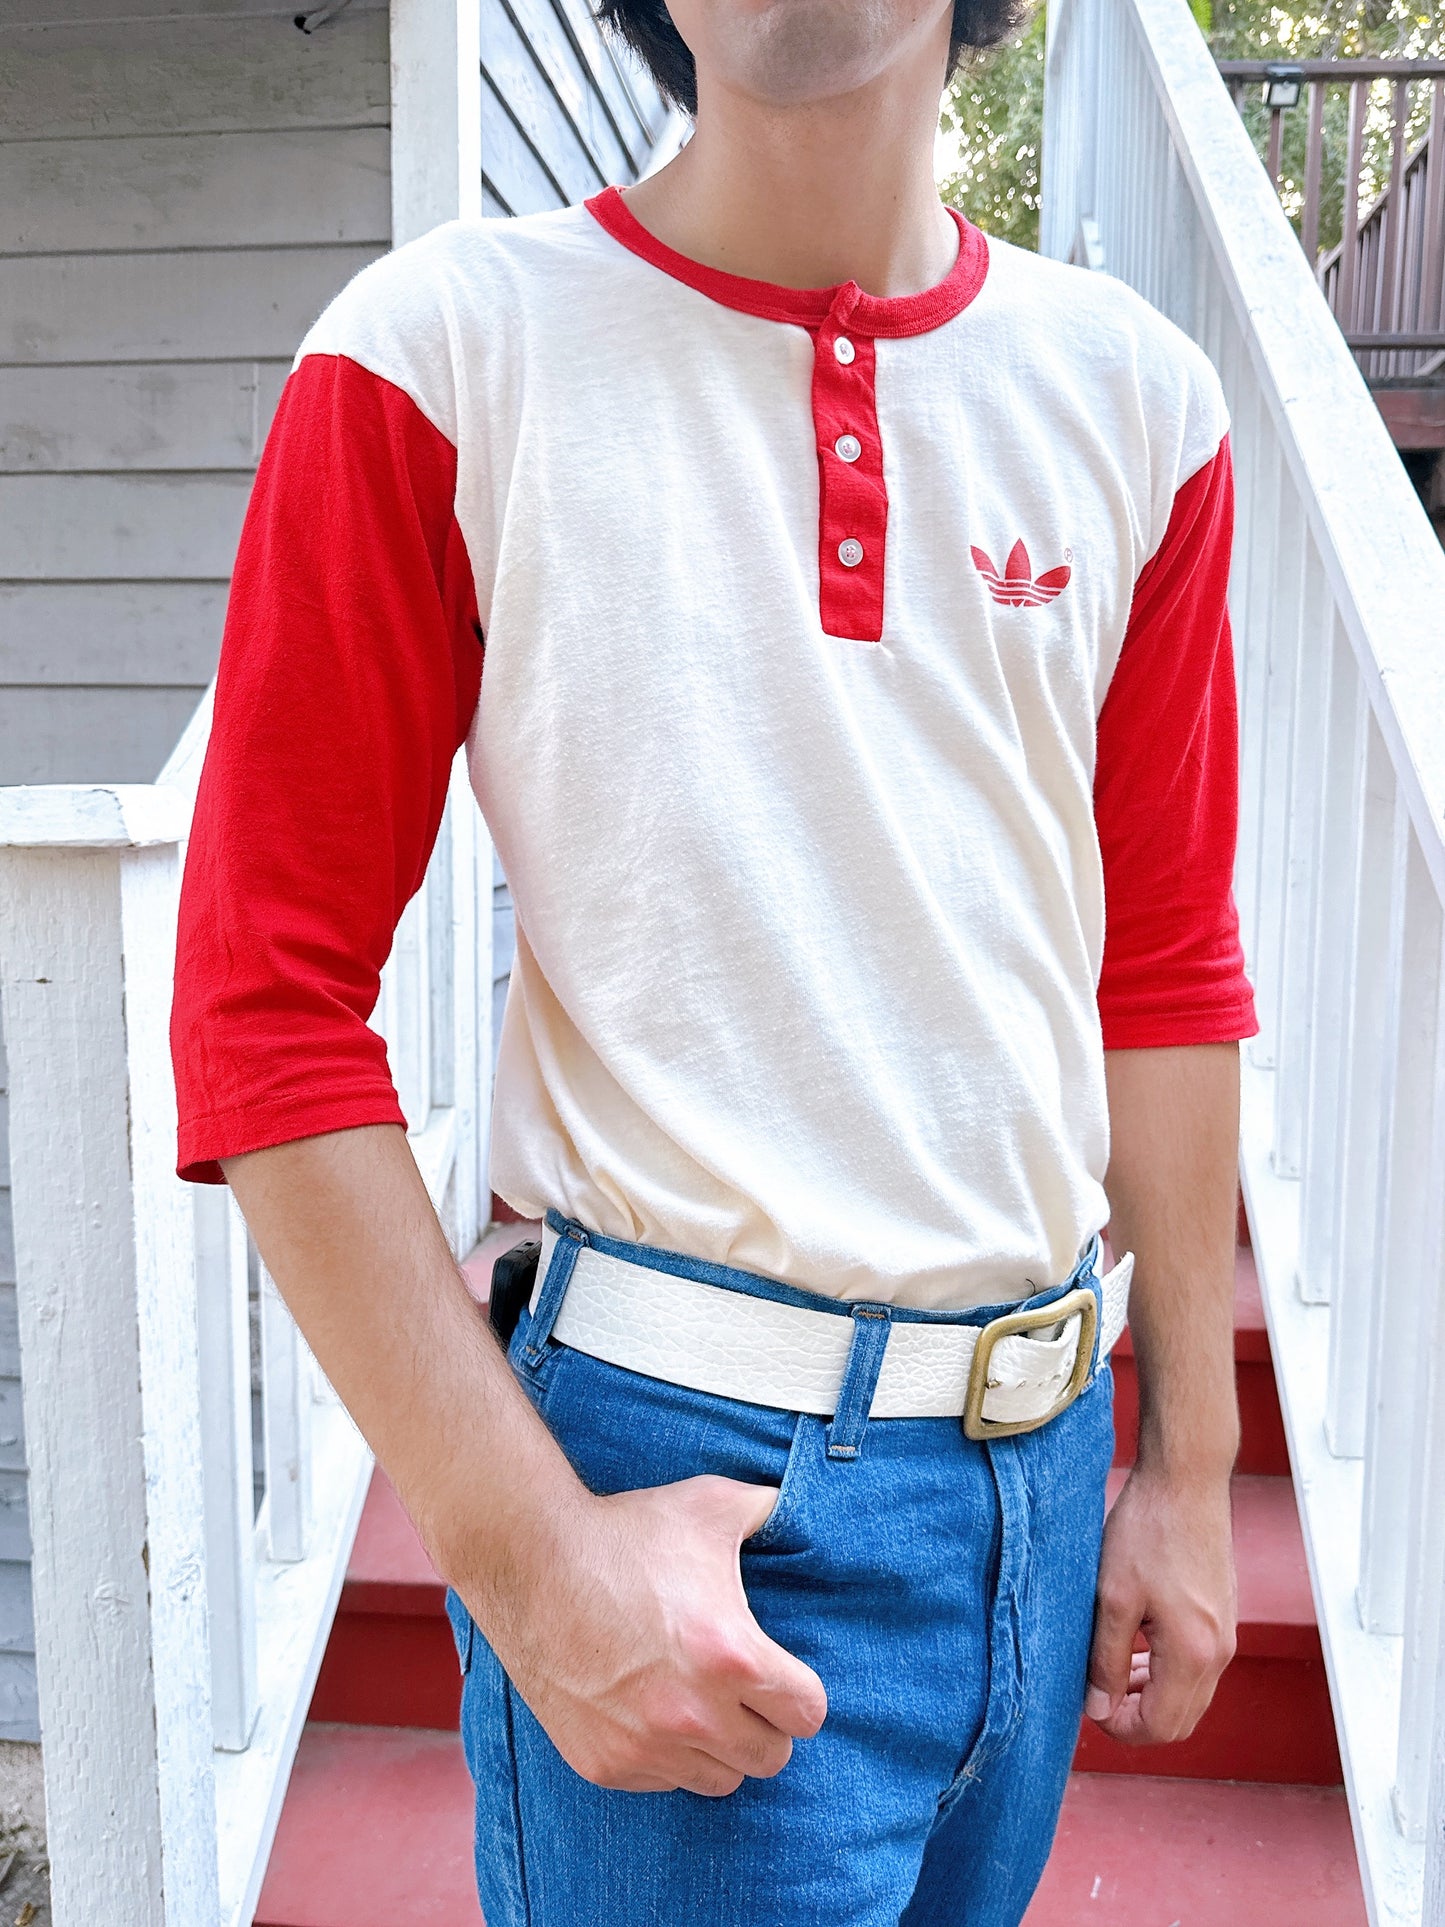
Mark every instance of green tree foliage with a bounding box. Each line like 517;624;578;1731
938;0;1445;255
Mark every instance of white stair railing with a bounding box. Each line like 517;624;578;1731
0;720;495;1927
1044;4;1445;1922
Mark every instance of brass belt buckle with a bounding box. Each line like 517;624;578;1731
962;1286;1099;1441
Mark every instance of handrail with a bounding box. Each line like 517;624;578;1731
1217;58;1445;384
1217;57;1445;80
1044;0;1445;1920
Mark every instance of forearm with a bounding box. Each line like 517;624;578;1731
220;1124;584;1617
1102;1042;1241;1484
221;1121;826;1794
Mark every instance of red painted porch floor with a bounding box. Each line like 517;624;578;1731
257;1723;1366;1926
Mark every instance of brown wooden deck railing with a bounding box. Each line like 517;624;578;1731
1217;59;1445;389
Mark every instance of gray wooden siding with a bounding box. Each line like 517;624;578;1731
0;0;392;1744
0;0;391;789
478;0;672;1076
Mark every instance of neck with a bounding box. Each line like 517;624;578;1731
622;59;956;298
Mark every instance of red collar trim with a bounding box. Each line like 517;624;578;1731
584;182;988;337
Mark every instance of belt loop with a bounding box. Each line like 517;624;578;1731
826;1306;892;1461
1077;1235;1104;1378
524;1219;589;1361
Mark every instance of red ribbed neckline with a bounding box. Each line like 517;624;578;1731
584;182;989;337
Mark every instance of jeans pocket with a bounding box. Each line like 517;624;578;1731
743;1411;815;1553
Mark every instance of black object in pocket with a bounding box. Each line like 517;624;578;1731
489;1239;541;1344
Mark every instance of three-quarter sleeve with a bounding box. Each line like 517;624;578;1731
1093;433;1258;1048
171;352;482;1184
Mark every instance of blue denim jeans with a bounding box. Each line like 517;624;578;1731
446;1220;1114;1927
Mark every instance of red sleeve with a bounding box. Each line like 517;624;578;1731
170;353;482;1184
1093;433;1258;1049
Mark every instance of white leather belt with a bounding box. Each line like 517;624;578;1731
530;1224;1132;1440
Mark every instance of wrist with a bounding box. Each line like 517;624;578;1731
1131;1431;1238;1492
425;1448;598;1603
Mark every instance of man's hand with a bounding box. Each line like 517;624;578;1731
1085;1464;1236;1743
1096;1043;1243;1748
460;1474;827;1797
219;1124;825;1803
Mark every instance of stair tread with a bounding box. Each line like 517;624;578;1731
1024;1772;1366;1924
254;1724;480;1927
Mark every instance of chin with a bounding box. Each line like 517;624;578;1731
693;0;930;106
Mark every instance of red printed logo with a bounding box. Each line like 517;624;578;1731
971;539;1071;608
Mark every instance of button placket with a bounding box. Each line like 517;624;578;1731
812;287;887;643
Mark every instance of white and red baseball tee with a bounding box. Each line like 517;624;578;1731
171;186;1257;1310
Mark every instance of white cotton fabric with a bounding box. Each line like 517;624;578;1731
298;203;1229;1309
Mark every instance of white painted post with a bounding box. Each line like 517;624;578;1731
195;1186;259;1752
390;0;483;246
0;786;218;1927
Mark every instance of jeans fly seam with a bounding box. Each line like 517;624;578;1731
503;1674;534;1927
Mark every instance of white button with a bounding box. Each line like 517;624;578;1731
834;434;862;463
837;538;864;568
833;336;856;365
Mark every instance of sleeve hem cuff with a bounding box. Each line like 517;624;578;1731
177;1088;408;1186
1100;1001;1260;1051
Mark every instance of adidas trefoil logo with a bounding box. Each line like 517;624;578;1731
971;539;1071;608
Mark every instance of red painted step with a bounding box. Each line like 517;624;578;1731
314;1461;1337;1779
1024;1772;1367;1925
308;1223;537;1730
254;1723;481;1927
309;1468;458;1730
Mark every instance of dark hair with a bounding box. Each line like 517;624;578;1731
593;2;1027;116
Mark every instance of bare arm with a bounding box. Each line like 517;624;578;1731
222;1123;826;1794
1086;1041;1241;1744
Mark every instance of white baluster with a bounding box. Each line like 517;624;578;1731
1325;709;1394;1459
259;1260;311;1565
1358;804;1442;1635
1296;621;1358;1303
1394;942;1445;1840
1272;529;1330;1177
1252;471;1307;1081
195;1187;258;1751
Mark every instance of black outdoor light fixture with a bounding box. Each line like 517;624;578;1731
1262;63;1305;109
